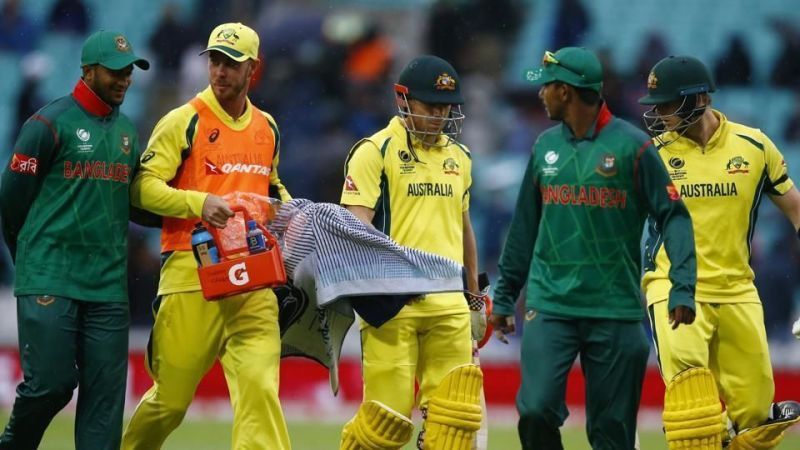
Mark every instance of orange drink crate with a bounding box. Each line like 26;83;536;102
197;207;287;300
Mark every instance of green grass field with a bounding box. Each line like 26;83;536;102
13;412;800;449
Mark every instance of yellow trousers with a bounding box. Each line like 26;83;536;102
649;300;774;430
122;290;290;450
360;312;472;417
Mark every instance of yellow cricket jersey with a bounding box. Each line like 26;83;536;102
131;87;290;295
642;110;793;304
341;116;472;318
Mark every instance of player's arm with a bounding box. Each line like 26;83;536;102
346;205;376;226
490;152;541;341
128;131;162;227
0;114;58;260
340;139;383;227
130;107;232;228
462;211;479;294
770;188;800;231
264;113;291;202
461;154;478;294
761;133;800;230
637;142;697;328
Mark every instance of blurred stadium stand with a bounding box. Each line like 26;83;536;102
1;0;800;412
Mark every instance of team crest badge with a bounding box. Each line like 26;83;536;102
442;157;459;175
647;71;658;89
726;156;750;174
115;36;130;52
36;295;55;306
595;153;618;177
435;73;456;91
216;28;240;45
120;134;131;154
544;150;559;165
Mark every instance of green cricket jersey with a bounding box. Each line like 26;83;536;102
494;103;696;320
0;80;140;302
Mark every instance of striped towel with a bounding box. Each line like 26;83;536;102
268;199;464;394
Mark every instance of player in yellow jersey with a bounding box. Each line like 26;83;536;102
121;23;291;450
639;55;800;449
339;55;484;450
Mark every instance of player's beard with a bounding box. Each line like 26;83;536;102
213;79;247;103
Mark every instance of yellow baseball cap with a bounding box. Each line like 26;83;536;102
200;22;259;62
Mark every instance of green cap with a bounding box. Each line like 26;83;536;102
80;30;150;70
396;55;464;105
638;55;715;105
523;47;603;92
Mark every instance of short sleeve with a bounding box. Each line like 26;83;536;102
340;139;384;208
763;133;794;195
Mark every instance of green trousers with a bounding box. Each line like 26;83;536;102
0;296;129;450
516;310;649;450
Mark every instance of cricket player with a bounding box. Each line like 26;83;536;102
490;47;697;450
121;23;291;449
0;30;149;449
639;55;800;449
339;55;485;450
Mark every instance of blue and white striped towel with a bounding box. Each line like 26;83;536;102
269;199;464;394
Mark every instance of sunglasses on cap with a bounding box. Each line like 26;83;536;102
542;51;586;80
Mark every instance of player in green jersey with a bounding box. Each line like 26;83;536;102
639;55;800;450
0;30;148;450
489;47;697;450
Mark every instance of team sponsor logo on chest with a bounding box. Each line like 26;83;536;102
407;182;453;197
543;150;559;176
76;128;93;153
204;154;271;176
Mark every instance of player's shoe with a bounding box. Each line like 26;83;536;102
771;400;800;423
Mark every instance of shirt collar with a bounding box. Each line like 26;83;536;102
390;116;449;152
561;101;613;142
658;109;727;151
71;79;113;117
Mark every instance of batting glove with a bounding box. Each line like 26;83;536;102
466;292;493;348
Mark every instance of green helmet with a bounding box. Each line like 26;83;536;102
638;55;716;105
396;55;464;105
394;55;465;145
639;55;715;146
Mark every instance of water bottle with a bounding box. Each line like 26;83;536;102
191;223;220;266
246;219;267;254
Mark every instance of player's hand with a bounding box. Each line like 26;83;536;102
792;317;800;339
202;194;234;229
669;305;695;330
489;313;515;344
466;292;493;347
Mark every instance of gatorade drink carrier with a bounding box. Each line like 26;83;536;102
196;206;286;300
